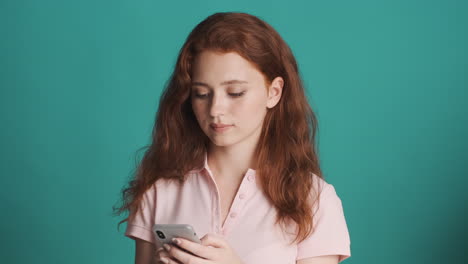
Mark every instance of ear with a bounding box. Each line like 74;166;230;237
266;76;284;109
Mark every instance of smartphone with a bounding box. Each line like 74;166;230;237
153;224;202;247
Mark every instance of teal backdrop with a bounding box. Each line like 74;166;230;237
1;0;467;263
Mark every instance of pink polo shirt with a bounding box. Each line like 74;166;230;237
125;154;351;263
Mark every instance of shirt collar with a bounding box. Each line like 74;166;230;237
199;151;256;177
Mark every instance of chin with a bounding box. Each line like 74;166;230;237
207;136;239;147
209;139;234;147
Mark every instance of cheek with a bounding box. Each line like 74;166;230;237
233;97;267;120
191;101;205;121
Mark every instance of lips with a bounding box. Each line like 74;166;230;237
210;123;233;128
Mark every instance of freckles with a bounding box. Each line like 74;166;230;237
230;101;249;115
230;102;243;113
236;100;264;117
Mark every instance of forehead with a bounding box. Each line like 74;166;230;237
191;51;265;84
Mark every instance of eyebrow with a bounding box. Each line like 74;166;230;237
191;80;248;88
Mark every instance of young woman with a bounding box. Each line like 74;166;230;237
114;12;351;264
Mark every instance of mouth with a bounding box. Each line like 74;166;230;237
210;124;233;133
210;123;232;128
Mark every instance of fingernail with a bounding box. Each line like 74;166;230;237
172;238;181;245
156;247;165;252
163;243;171;251
160;257;169;264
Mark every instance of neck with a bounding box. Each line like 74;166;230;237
207;142;257;182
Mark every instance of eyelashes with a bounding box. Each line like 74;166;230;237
194;92;245;99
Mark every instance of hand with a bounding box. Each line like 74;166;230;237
160;233;244;264
154;247;176;264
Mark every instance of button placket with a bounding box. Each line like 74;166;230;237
229;212;237;218
214;205;220;233
221;172;254;235
204;169;223;235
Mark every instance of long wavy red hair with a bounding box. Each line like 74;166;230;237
113;12;324;244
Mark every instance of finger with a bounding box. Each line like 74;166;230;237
155;258;168;264
157;251;183;264
173;237;214;259
200;233;227;248
156;249;170;259
155;246;165;254
154;249;166;263
164;243;205;264
159;256;182;264
155;248;179;264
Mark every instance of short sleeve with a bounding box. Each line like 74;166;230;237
124;184;157;244
297;183;351;263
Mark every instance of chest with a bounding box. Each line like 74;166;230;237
155;176;298;264
217;183;241;225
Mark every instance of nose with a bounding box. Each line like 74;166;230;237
209;93;226;117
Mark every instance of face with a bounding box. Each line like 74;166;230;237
190;50;283;149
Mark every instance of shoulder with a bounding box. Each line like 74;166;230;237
310;173;332;198
296;174;351;262
309;173;344;214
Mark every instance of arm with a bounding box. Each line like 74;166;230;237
135;238;157;264
297;255;340;264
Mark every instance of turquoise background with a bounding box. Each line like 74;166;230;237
1;0;467;263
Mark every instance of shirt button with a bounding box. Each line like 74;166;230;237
239;193;245;199
247;175;254;181
230;212;237;218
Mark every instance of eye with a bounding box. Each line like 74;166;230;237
229;92;245;97
193;92;245;99
194;93;209;99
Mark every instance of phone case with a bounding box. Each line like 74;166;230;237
153;224;202;246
